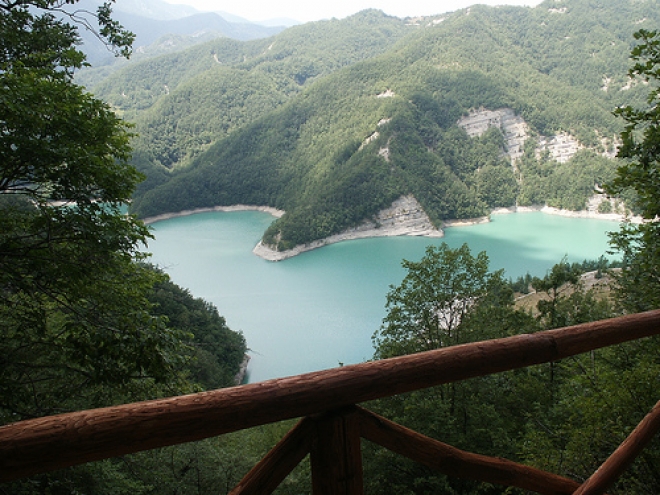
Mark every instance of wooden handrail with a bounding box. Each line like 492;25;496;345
1;310;660;483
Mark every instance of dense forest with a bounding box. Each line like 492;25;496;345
3;0;660;493
82;0;660;252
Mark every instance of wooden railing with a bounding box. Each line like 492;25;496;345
2;310;660;494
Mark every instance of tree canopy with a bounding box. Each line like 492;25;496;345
1;3;248;490
363;27;660;495
373;243;515;358
0;0;245;419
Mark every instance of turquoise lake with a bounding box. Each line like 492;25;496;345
146;211;620;383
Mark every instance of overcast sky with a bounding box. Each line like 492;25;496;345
163;0;544;23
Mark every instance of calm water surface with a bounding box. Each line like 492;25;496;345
146;211;619;383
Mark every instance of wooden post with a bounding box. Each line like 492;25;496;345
230;417;313;495
310;407;363;495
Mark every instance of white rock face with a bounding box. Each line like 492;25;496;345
253;195;442;261
369;195;441;235
457;107;602;164
536;132;582;163
376;89;396;98
359;131;380;150
379;146;390;162
457;108;529;163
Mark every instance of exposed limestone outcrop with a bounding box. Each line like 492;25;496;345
536;132;582;163
457;107;614;165
376;89;396;98
360;131;380;150
457;108;528;164
362;118;392;159
368;195;441;234
253;195;442;261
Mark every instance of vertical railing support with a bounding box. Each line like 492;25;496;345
230;417;314;495
573;399;660;495
310;407;364;495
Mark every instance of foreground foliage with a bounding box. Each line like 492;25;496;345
0;0;182;420
361;29;660;490
366;245;660;494
4;4;660;495
1;1;247;492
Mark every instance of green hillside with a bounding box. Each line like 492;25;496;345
93;10;413;127
97;0;659;252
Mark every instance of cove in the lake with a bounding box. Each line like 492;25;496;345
146;211;620;383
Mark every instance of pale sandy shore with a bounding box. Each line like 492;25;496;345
491;205;642;223
253;195;443;261
253;224;444;261
141;200;641;262
142;205;284;225
253;204;641;261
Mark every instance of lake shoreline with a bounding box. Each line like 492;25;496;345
254;195;445;261
253;205;638;261
252;224;445;261
142;203;639;262
142;205;285;225
490;205;642;223
145;206;622;382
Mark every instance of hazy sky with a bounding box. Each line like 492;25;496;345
164;0;544;23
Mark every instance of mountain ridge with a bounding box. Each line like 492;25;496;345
87;0;657;254
74;0;287;68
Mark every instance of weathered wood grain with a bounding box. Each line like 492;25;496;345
573;399;660;495
310;408;363;495
229;417;312;495
1;310;659;481
357;406;580;495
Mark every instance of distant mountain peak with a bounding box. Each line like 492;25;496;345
112;0;299;26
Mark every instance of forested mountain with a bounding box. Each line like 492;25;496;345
88;0;658;252
5;0;660;491
113;11;283;47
